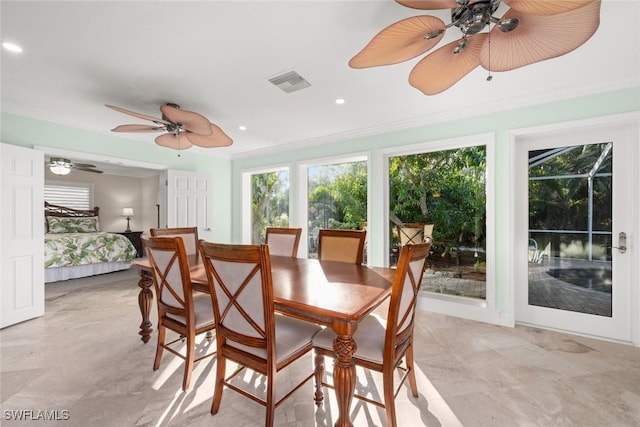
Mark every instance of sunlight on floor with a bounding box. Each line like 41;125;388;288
316;356;463;426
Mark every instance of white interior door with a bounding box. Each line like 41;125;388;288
514;120;637;343
1;143;45;328
166;170;213;241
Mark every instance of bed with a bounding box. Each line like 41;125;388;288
44;202;138;283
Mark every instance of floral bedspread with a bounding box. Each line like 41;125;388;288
45;232;137;268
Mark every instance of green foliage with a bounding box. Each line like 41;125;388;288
252;171;289;243
308;162;367;231
390;146;487;251
528;143;612;233
250;149;488;256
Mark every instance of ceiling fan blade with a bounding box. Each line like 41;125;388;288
395;0;459;10
105;104;171;126
71;162;96;168
185;124;233;148
111;124;165;133
409;34;487;95
349;15;446;68
154;132;194;150
75;167;103;174
504;0;594;16
480;0;601;72
160;104;213;135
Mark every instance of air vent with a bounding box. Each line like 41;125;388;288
268;70;311;93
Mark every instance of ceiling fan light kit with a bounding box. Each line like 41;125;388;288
49;163;71;176
48;158;103;175
351;0;601;94
106;103;233;151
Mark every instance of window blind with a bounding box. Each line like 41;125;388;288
44;184;92;210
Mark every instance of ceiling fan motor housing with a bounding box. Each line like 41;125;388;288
452;0;500;35
161;103;182;131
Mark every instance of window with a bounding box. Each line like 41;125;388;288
44;182;92;210
302;156;368;259
249;168;290;244
387;141;490;301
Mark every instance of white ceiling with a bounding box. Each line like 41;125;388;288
2;1;639;165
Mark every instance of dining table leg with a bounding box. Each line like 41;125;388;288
136;268;154;343
332;330;357;427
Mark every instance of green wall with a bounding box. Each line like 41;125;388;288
0;112;233;242
231;87;640;313
1;87;638;315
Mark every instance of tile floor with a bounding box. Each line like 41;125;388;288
1;267;639;426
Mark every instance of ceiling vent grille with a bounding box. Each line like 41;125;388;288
268;70;311;93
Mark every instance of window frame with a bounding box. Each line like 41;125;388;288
297;152;370;259
241;164;292;244
380;134;496;318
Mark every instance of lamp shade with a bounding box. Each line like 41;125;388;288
50;164;71;175
122;208;134;217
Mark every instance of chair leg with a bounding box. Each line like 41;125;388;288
383;363;397;427
182;330;196;391
211;355;226;415
265;370;276;427
406;344;418;398
313;350;325;406
153;324;166;370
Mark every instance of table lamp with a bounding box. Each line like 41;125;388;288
122;207;134;232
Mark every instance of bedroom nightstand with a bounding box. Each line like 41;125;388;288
116;231;144;258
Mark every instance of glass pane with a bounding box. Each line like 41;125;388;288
389;146;487;300
528;142;612;316
251;170;289;244
307;161;367;259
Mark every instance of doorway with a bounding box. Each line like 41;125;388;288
513;119;637;343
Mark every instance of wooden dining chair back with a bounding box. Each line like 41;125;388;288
313;241;431;427
317;228;366;264
265;227;302;257
142;236;216;391
150;227;200;259
199;242;321;427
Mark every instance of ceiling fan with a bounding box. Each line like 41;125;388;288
106;103;233;150
47;158;103;175
350;0;601;95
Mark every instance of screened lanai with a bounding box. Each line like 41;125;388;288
527;142;614;317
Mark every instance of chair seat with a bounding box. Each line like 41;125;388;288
166;294;215;328
313;314;385;364
228;314;321;362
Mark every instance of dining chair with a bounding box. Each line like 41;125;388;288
265;227;302;257
199;242;322;427
317;228;366;264
312;241;432;427
142;236;216;391
150;227;207;295
150;227;200;260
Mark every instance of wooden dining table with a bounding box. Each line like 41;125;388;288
133;255;395;427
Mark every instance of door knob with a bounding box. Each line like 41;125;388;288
611;232;627;254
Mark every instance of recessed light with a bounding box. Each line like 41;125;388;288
335;98;346;105
238;125;247;131
2;42;23;53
